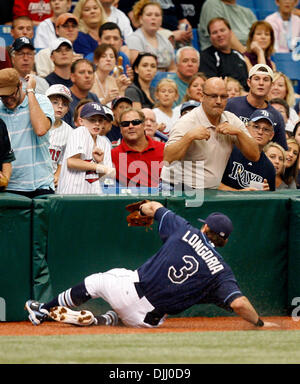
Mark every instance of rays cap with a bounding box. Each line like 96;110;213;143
55;12;79;27
0;68;20;96
11;37;34;53
248;64;274;81
50;37;73;54
249;109;274;126
180;100;201;115
111;96;133;109
80;102;109;120
45;84;73;102
198;212;233;240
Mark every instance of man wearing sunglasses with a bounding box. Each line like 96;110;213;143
0;68;55;198
111;108;165;188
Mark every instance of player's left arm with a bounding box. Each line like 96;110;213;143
230;296;279;328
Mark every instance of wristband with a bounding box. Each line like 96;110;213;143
255;318;264;327
26;88;36;94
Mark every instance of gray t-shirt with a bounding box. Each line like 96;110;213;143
125;28;175;70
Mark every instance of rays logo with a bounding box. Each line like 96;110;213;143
20;37;30;44
92;103;102;111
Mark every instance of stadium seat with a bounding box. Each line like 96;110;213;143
151;71;176;88
0;25;13;47
254;0;277;20
191;29;200;52
272;53;300;93
256;9;275;20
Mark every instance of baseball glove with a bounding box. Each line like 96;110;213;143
126;200;154;229
0;174;8;191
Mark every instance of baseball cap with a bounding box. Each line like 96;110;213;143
0;68;20;96
111;96;133;109
198;212;233;240
11;37;34;53
248;64;274;81
50;37;73;54
180;100;201;115
55;12;79;27
80;102;109;119
249;110;274;126
45;84;73;102
103;105;114;121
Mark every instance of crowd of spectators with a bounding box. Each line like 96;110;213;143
0;0;300;196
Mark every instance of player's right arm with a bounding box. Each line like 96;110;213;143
163;126;210;163
230;296;278;328
139;201;164;217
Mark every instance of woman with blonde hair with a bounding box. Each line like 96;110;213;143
244;21;276;72
152;78;180;136
283;137;300;189
268;71;299;126
91;43;131;105
125;0;176;72
225;77;244;99
263;142;287;189
73;0;107;56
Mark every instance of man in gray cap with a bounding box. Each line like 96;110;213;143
0;68;55;198
10;37;49;95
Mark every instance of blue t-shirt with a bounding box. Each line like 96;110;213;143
137;207;243;315
73;32;98;57
225;96;288;150
221;146;276;191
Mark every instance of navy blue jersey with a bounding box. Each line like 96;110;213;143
221;146;276;191
225;96;288;150
137;208;242;315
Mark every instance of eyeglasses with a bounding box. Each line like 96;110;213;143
120;119;143;127
14;51;35;58
203;92;228;101
250;123;273;134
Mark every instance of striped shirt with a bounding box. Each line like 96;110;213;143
0;94;55;192
49;120;73;172
56;125;113;195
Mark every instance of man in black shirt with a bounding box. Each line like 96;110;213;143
0;119;15;190
199;17;248;92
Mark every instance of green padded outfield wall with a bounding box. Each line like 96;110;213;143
32;195;167;315
31;191;294;318
287;197;300;316
0;193;32;321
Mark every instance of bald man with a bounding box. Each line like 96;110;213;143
142;108;168;142
161;77;260;190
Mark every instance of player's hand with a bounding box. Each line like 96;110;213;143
139;201;163;217
25;74;36;91
92;147;104;163
190;125;210;141
262;321;280;328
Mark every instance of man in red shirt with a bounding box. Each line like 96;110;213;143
111;108;165;187
13;0;52;25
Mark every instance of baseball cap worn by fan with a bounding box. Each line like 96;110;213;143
180;100;201;115
50;37;73;54
111;96;133;109
248;64;274;81
45;84;73;102
80;102;109;120
11;37;35;53
198;212;233;240
0;68;20;96
55;12;79;27
249;109;274;126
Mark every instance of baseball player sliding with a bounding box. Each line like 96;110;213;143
25;201;278;329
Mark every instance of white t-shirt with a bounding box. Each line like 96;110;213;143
49;120;73;172
57;125;113;194
152;107;180;136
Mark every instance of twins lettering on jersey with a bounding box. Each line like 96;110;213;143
49;148;61;163
178;231;224;277
85;159;99;184
229;161;263;188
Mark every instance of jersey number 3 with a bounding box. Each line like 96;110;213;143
168;255;199;284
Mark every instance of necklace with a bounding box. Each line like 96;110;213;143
95;72;107;98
